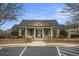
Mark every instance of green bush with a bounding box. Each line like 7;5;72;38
60;29;68;38
11;29;18;36
22;29;25;35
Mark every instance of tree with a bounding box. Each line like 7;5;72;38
11;29;18;36
60;29;68;38
65;20;72;25
0;3;23;25
62;3;79;24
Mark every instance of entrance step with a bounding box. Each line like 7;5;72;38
34;38;44;40
31;41;46;46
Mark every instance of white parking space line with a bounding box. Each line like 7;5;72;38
56;46;61;56
60;50;79;56
68;47;79;50
61;48;79;53
19;46;27;56
61;53;67;56
72;48;79;50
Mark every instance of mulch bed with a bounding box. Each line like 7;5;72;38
0;39;32;44
43;39;79;44
0;39;79;44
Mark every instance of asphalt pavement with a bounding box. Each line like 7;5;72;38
22;47;59;56
59;47;79;56
0;47;24;56
0;46;79;56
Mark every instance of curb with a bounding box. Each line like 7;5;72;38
0;43;79;47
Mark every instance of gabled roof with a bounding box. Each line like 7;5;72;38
19;20;59;27
11;20;61;29
66;23;79;29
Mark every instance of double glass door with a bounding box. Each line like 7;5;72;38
36;29;42;38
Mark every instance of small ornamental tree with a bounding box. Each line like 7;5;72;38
60;29;68;38
22;29;25;35
11;29;18;36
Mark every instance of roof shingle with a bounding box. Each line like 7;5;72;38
19;20;59;27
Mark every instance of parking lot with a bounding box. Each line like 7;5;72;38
59;47;79;56
0;46;79;56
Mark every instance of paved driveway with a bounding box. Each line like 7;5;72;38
22;47;59;56
0;47;24;56
0;46;79;56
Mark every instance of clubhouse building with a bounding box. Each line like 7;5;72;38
11;20;79;40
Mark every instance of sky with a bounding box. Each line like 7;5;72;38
0;3;69;31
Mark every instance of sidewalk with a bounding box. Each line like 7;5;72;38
0;42;79;47
46;43;79;47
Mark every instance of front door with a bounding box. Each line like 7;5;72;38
36;29;42;38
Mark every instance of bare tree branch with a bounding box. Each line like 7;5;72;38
62;3;79;24
0;3;23;25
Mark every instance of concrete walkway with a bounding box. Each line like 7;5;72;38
0;42;79;47
31;41;46;46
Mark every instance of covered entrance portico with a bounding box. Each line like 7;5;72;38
25;27;54;39
18;27;60;40
18;20;60;40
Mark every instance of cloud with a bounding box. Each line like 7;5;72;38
22;6;69;24
23;9;55;19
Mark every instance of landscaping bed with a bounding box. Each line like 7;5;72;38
43;39;79;44
0;39;79;45
0;39;32;44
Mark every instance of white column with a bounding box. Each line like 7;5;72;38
56;29;60;38
25;27;27;38
19;29;22;36
68;29;71;39
42;28;44;38
51;28;53;38
34;28;36;38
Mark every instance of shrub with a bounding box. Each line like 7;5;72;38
60;29;68;38
11;29;18;36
